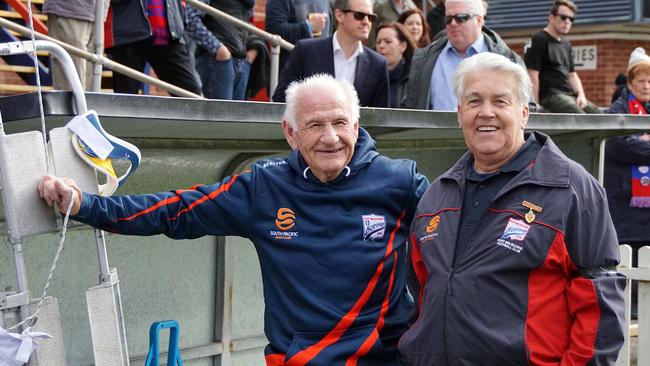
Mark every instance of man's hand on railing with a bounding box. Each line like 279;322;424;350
216;44;232;61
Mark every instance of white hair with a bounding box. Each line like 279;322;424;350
452;52;532;105
445;0;484;16
283;74;360;129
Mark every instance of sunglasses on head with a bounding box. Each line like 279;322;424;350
556;13;575;22
445;13;475;25
342;9;377;22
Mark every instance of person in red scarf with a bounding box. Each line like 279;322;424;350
604;46;650;319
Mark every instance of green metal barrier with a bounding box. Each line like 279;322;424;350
0;92;645;365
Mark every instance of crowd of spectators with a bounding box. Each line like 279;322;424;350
43;0;646;114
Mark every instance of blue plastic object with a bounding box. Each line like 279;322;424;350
144;320;183;366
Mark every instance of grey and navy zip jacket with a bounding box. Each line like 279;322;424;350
73;128;429;366
399;132;626;366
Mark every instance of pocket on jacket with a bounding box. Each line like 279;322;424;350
283;324;386;364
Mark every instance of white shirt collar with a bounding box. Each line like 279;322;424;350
332;31;364;60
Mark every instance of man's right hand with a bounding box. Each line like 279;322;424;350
38;175;82;216
216;44;231;61
308;13;327;35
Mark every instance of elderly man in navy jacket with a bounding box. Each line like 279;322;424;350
272;0;390;108
39;74;428;366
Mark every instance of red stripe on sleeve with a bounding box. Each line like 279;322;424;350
116;173;246;222
285;211;406;366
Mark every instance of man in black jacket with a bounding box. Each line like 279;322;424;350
186;0;255;100
272;0;390;108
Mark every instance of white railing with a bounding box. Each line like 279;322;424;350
617;245;649;366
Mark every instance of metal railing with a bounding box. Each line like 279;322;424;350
185;0;294;96
0;17;203;98
0;0;294;97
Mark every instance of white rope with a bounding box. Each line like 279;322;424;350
9;189;76;331
8;0;58;331
25;0;49;172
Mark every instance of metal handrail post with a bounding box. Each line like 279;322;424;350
0;41;87;112
91;0;105;92
269;38;281;98
32;41;87;112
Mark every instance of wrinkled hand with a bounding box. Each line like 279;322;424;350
38;175;82;215
308;13;327;34
576;93;588;109
215;44;231;61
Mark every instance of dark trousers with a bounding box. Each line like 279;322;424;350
110;38;201;96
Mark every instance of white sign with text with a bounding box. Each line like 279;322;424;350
572;45;597;70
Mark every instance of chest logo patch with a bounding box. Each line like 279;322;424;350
362;214;386;241
426;215;440;233
270;208;299;240
501;217;530;241
275;208;296;230
496;217;530;254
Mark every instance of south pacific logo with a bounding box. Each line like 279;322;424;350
271;208;299;240
419;215;440;243
275;208;296;230
426;215;440;233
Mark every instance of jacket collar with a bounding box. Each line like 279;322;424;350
287;127;379;184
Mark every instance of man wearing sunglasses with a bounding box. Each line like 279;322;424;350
402;0;524;111
524;0;600;114
272;0;391;108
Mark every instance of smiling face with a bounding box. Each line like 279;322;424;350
457;69;529;173
282;90;359;182
403;13;423;44
376;27;407;69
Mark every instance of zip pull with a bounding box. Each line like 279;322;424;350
447;269;453;295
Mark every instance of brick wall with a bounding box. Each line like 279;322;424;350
509;38;650;107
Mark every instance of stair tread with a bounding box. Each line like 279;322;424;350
0;83;53;92
0;64;36;73
0;9;47;20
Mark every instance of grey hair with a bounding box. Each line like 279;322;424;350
283;74;360;129
445;0;484;16
452;52;532;105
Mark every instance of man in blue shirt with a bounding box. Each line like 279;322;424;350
402;0;523;110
